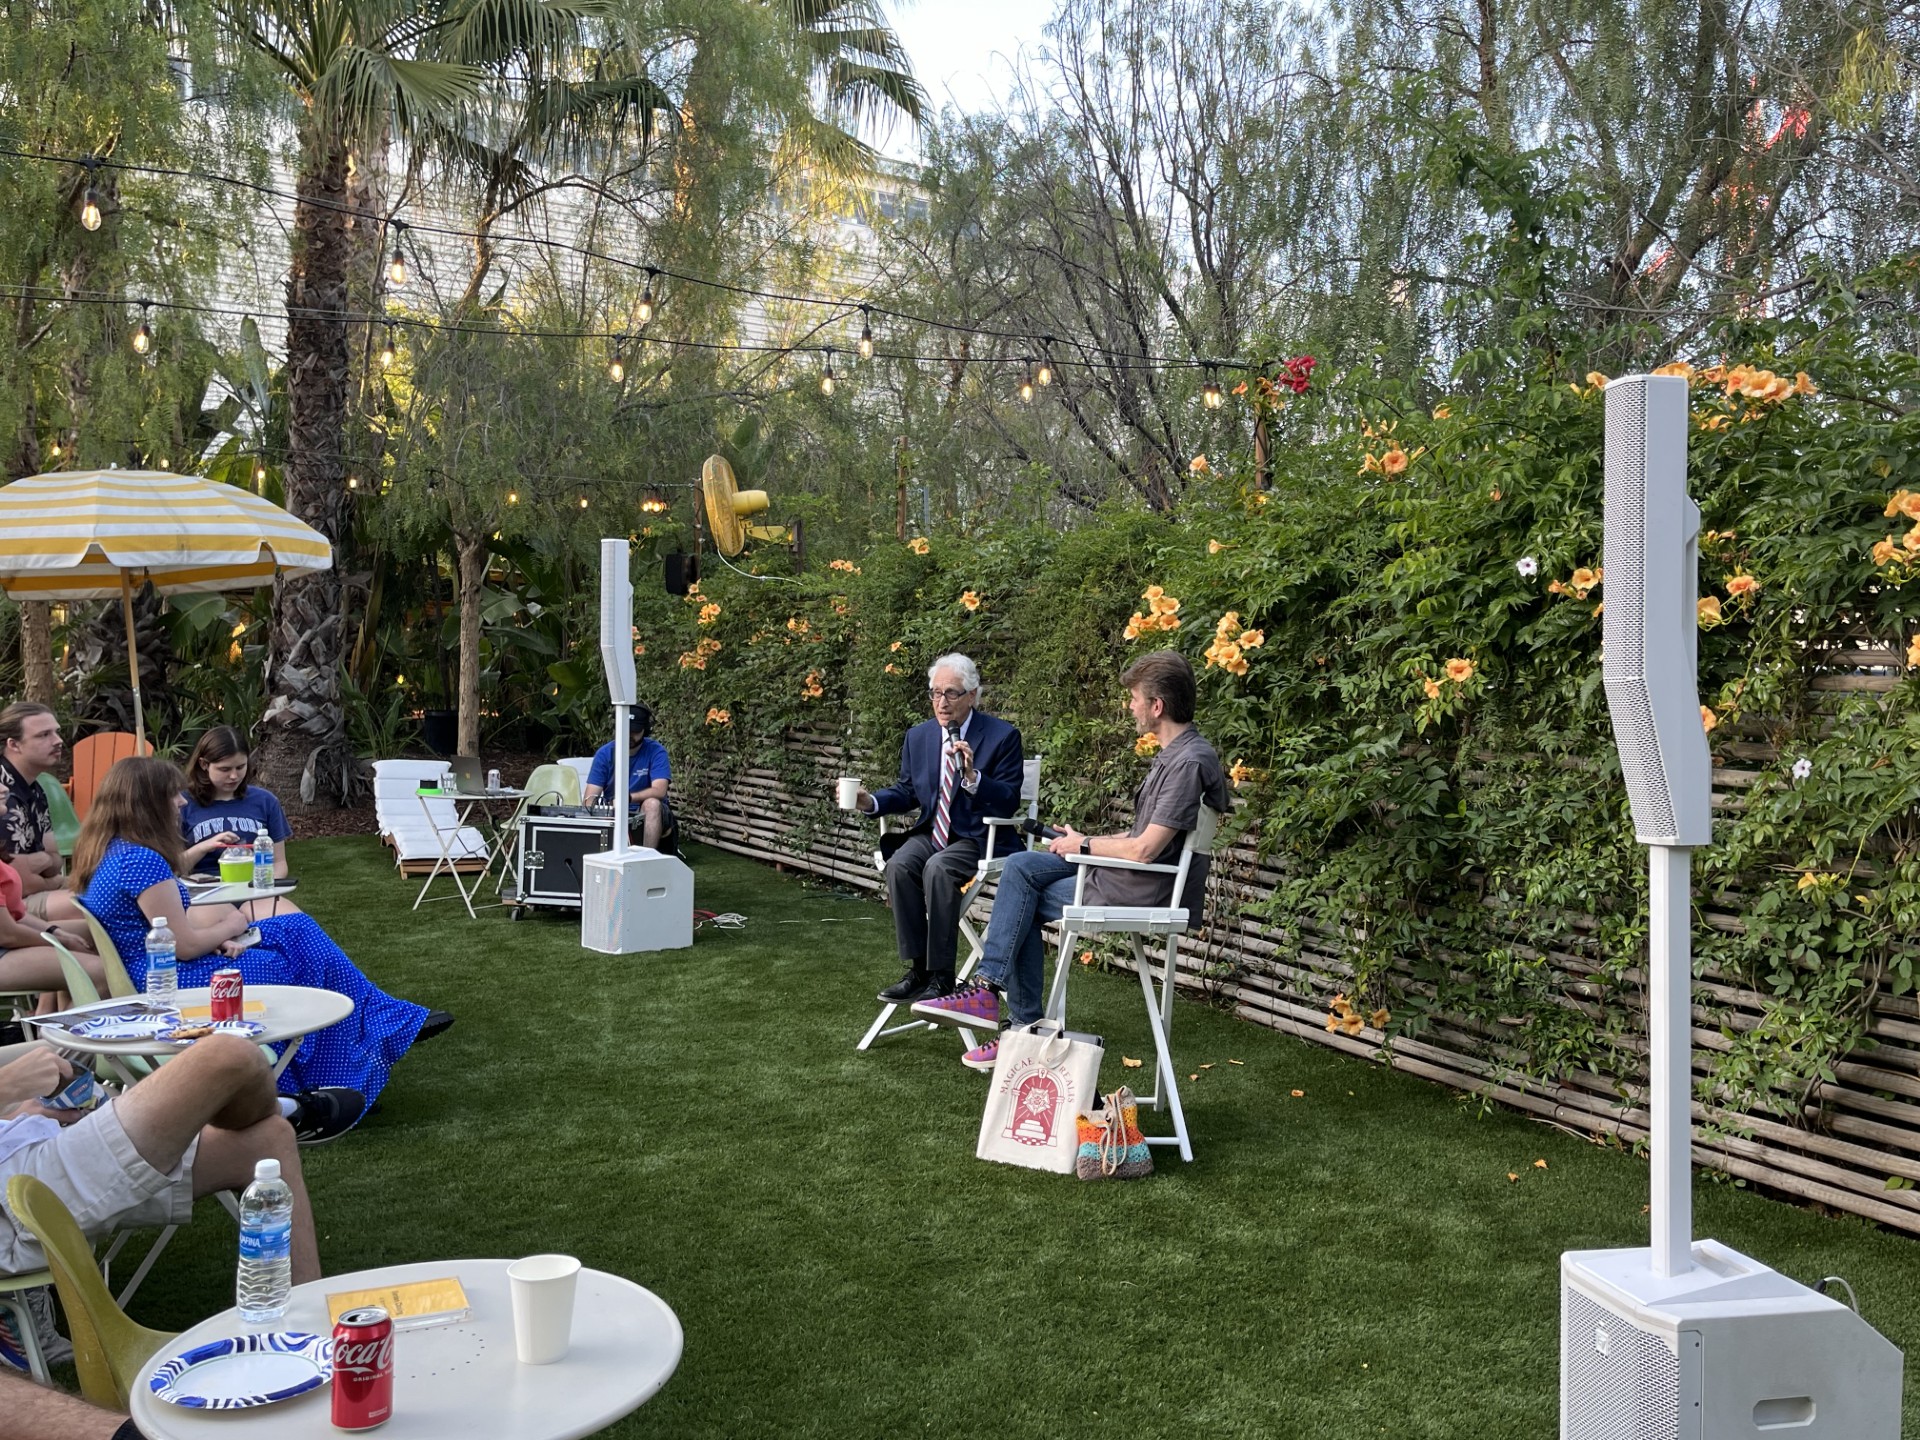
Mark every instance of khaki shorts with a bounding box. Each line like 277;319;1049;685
0;1100;199;1272
22;890;53;919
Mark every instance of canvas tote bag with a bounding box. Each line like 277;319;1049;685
976;1022;1104;1173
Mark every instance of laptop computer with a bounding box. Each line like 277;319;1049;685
448;756;488;795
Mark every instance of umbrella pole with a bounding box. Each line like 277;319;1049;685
120;571;146;748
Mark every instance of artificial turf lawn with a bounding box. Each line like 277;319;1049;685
121;836;1919;1437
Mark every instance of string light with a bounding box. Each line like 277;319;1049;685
858;307;874;361
388;222;408;287
507;488;519;504
254;459;267;482
637;268;657;326
48;440;61;459
641;490;669;514
379;323;396;369
1202;366;1225;409
608;339;625;384
820;348;836;397
131;300;152;355
79;165;103;231
578;494;590;509
347;474;359;490
1036;353;1053;388
1019;360;1035;403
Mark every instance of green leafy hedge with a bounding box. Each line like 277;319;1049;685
637;291;1920;1127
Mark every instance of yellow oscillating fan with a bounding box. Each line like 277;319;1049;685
700;455;801;561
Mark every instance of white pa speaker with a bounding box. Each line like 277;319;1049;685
599;537;637;706
1602;375;1712;847
1562;1243;1902;1439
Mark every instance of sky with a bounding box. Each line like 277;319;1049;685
879;0;1053;159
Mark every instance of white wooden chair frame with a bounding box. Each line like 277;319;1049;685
1041;807;1221;1162
857;757;1043;1052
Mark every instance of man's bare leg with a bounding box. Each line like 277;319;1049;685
0;1370;126;1440
106;1034;321;1283
641;797;664;850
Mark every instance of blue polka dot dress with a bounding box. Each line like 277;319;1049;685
82;841;427;1112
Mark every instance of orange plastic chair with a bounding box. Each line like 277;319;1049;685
68;731;152;820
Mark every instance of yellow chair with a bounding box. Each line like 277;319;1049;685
71;902;139;999
6;1176;176;1410
524;762;583;808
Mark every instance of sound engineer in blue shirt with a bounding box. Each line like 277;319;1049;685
582;702;676;851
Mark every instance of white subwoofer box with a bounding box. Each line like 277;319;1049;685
1562;1243;1901;1439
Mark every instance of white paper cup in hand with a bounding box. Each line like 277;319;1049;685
836;777;862;811
508;1254;580;1365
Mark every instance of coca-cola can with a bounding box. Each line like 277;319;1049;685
487;767;502;792
331;1306;394;1430
209;969;245;1025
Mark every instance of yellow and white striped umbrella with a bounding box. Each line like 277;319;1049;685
0;468;331;600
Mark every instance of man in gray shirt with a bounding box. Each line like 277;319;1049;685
912;650;1229;1070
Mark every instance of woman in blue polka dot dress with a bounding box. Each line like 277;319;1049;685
73;757;452;1117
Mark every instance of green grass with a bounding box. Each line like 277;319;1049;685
122;837;1919;1437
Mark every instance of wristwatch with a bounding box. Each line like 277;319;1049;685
1079;836;1091;855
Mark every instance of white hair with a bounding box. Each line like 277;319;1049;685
928;653;981;695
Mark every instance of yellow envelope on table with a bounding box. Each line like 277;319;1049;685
327;1277;471;1330
178;1000;267;1020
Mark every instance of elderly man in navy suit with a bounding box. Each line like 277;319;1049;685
849;653;1024;1005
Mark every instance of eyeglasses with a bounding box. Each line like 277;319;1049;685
927;688;974;703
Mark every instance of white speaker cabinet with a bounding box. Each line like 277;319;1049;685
580;849;694;954
1562;1242;1901;1439
1602;374;1712;847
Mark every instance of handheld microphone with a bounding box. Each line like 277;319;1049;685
1020;817;1063;841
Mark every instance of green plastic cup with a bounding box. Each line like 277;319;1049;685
218;849;254;885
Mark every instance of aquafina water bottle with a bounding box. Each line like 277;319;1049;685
236;1158;293;1323
144;916;177;1006
252;828;274;890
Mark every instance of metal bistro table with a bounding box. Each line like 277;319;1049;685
33;984;353;1088
413;788;527;919
184;879;299;908
131;1258;684;1440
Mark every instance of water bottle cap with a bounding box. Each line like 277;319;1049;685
254;1158;281;1182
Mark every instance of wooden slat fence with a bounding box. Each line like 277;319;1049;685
678;716;1920;1236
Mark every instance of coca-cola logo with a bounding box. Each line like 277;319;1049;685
333;1335;393;1376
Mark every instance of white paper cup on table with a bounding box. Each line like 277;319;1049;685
836;777;862;811
507;1254;580;1364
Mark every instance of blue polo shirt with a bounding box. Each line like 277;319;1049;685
587;738;671;799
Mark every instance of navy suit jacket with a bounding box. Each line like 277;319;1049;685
870;711;1023;846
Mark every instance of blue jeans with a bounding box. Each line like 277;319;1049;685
974;849;1079;1025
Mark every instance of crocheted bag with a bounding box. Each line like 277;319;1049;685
1075;1086;1154;1180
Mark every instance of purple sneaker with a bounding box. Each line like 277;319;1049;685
911;978;1001;1031
961;1039;999;1072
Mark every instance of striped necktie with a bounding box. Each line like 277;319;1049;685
930;741;957;849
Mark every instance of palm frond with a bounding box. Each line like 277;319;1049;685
441;0;611;65
824;57;927;127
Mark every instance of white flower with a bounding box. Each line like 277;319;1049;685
1791;757;1812;781
1516;556;1538;577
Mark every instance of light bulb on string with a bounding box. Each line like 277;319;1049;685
254;459;267;483
48;440;61;459
1019;361;1035;404
637;269;657;326
608;339;625;384
1036;354;1053;388
388;222;408;287
347;474;359;491
80;186;103;232
507;488;520;505
131;301;152;356
858;308;874;361
379;324;396;370
1201;366;1225;409
820;348;836;397
579;494;590;510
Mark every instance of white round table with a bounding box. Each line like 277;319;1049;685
130;1258;683;1440
32;985;353;1085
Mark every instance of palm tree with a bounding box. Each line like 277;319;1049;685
214;0;606;801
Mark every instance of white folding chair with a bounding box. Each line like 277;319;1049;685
857;758;1043;1052
1041;807;1221;1162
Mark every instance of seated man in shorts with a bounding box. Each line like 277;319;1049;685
581;702;676;853
0;1036;359;1317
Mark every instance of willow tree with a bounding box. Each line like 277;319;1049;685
214;0;609;802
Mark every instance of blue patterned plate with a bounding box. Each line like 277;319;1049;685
162;1020;268;1042
63;1011;180;1041
148;1331;333;1409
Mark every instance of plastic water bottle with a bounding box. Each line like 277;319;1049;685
237;1158;293;1324
144;917;177;1007
252;829;274;890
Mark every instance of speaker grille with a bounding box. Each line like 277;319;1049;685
1561;1285;1680;1440
1603;383;1677;839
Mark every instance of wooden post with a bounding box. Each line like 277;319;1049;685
119;570;146;747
